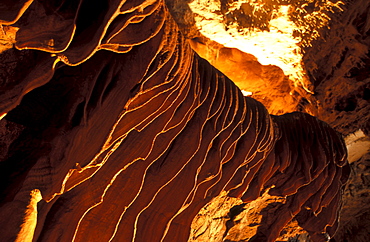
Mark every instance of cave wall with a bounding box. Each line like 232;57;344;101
0;0;359;241
166;0;370;241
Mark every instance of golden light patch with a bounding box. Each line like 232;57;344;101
188;0;345;94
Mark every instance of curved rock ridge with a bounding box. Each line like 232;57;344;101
0;0;349;241
264;113;350;241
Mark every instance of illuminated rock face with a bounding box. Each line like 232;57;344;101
168;0;370;121
167;2;370;239
0;0;350;241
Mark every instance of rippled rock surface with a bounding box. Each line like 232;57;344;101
0;1;350;241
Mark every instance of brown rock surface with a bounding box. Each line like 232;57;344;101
333;151;370;242
167;1;370;240
0;0;359;242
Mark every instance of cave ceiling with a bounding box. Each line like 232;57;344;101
0;0;369;241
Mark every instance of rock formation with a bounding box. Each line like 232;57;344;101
167;1;370;241
0;0;355;241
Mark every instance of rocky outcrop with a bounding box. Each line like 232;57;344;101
335;152;370;242
0;0;350;241
166;0;370;126
166;1;370;240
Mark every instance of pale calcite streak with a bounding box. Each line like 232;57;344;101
345;130;370;163
15;189;42;242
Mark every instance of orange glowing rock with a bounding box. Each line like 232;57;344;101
0;1;350;242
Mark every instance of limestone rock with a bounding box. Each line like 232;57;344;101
0;1;356;242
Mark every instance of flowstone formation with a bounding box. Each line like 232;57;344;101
167;1;370;241
167;0;370;121
0;0;353;241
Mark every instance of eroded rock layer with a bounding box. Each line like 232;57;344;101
0;0;349;241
